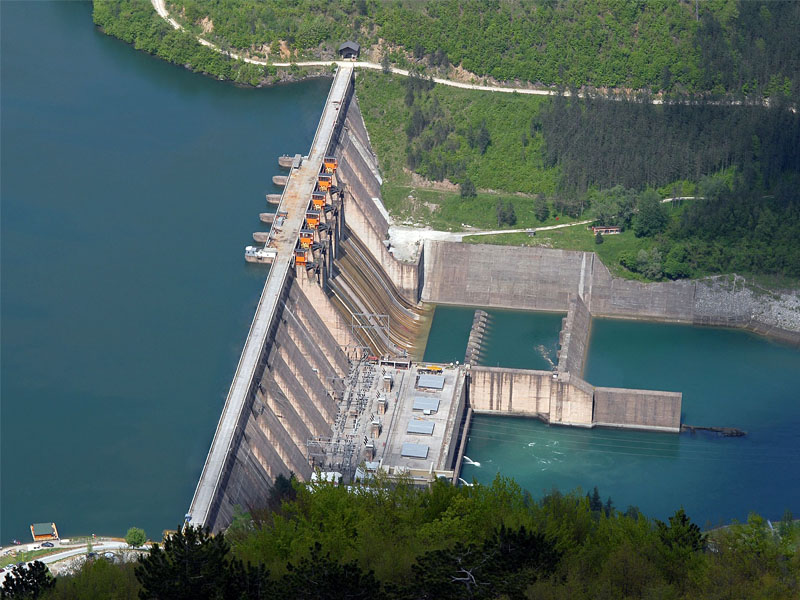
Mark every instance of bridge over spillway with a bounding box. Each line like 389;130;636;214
187;64;355;530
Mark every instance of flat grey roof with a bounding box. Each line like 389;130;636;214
418;374;445;389
401;443;429;458
32;523;54;536
407;419;435;435
412;397;440;412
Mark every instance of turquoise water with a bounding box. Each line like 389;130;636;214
1;2;329;542
422;306;563;370
457;318;800;526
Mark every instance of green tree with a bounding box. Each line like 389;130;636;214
595;230;604;244
663;244;692;279
460;178;477;198
635;248;664;280
125;527;147;548
533;196;549;221
0;561;55;599
135;526;273;600
496;199;517;226
43;559;140;600
281;542;382;599
588;487;603;513
633;190;668;237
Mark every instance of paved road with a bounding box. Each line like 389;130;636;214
1;540;133;575
149;0;793;110
37;541;131;565
147;0;603;100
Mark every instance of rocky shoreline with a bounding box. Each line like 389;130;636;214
695;275;800;344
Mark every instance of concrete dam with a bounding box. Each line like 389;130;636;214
188;67;798;534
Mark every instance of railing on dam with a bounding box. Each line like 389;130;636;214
187;64;355;529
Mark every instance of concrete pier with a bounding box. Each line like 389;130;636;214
464;310;489;365
557;296;591;377
468;366;681;433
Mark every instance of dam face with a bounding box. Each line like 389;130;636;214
189;67;435;533
191;70;799;534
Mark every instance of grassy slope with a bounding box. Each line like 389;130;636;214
356;71;702;280
356;70;566;231
464;228;651;279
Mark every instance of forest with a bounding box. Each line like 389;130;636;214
92;0;330;86
5;475;799;599
151;0;799;99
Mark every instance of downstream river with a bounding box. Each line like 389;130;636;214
425;307;800;527
1;1;329;542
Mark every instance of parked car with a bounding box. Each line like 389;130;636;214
41;542;54;548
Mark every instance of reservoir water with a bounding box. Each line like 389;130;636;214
445;313;800;527
1;1;329;542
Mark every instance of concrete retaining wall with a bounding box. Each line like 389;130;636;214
468;365;680;432
593;387;681;432
422;242;586;311
587;253;697;321
468;366;594;426
557;295;591;377
421;241;799;346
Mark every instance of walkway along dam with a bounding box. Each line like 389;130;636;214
188;67;800;533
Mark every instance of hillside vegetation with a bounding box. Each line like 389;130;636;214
21;476;800;599
91;0;800;283
92;0;329;86
166;0;799;100
355;71;800;282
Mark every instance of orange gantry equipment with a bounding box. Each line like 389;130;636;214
311;192;327;210
294;248;308;266
317;173;333;192
299;229;314;249
323;156;338;174
305;210;321;229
